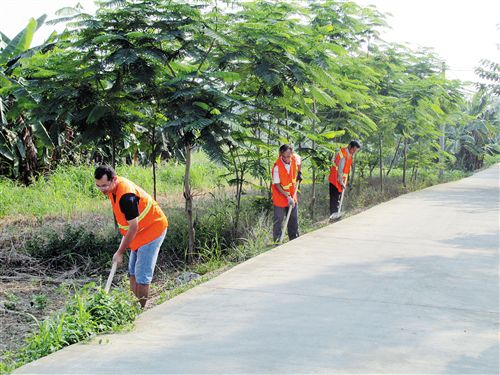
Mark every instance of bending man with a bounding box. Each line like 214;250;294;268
328;140;361;217
95;165;168;308
272;144;301;243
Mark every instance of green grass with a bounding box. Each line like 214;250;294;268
0;283;140;374
0;153;227;219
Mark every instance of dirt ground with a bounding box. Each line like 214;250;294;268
0;216;98;360
0;280;69;358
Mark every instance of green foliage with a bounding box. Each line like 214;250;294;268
449;91;500;171
3;293;19;311
24;225;120;272
475;59;500;95
0;15;52;183
30;294;48;311
158;192;270;263
117;152;225;194
0;283;139;373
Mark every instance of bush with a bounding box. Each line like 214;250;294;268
158;192;272;265
24;225;120;272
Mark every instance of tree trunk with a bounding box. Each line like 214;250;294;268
402;138;407;187
439;124;445;180
151;127;157;200
184;142;195;263
111;135;116;169
386;136;402;176
379;135;384;192
152;157;157;200
267;119;272;201
310;99;317;221
256;123;263;188
350;159;356;188
229;147;243;231
235;169;244;232
20;125;37;185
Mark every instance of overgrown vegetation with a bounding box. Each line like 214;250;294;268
0;284;140;374
0;153;225;219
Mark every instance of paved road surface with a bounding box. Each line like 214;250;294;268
16;165;499;374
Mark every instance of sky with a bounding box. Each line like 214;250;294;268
1;0;499;83
355;0;500;82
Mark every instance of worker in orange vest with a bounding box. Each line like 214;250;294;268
95;165;168;308
328;140;361;216
271;144;302;242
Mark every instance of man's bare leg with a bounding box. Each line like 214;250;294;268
130;276;138;296
136;283;150;308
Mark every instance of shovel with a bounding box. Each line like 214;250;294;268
278;181;301;244
104;262;118;293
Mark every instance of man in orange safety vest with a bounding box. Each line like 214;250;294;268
271;144;302;243
328;140;361;217
95;165;168;308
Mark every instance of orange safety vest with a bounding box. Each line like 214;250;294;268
271;156;298;207
328;147;353;193
109;177;168;251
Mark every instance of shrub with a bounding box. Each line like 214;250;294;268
24;225;120;272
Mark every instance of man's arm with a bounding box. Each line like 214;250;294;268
273;164;294;206
113;193;140;265
113;218;138;265
294;153;303;181
273;183;295;207
338;157;346;187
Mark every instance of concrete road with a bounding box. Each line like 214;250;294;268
16;166;499;374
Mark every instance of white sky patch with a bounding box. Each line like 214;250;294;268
355;0;500;83
1;0;97;45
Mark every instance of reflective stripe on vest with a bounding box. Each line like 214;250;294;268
117;197;153;230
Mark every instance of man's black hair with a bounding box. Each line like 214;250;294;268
94;165;116;180
279;144;293;154
349;140;362;149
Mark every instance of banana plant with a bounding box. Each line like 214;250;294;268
0;15;54;183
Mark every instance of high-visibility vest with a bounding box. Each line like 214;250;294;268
271;156;298;207
109;177;168;251
328;147;353;192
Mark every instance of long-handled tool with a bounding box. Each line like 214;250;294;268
104;262;118;293
278;181;301;244
329;184;346;221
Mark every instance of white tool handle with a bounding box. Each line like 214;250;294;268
279;181;300;244
104;262;118;293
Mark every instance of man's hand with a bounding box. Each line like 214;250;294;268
113;251;124;265
297;170;303;182
287;196;295;207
